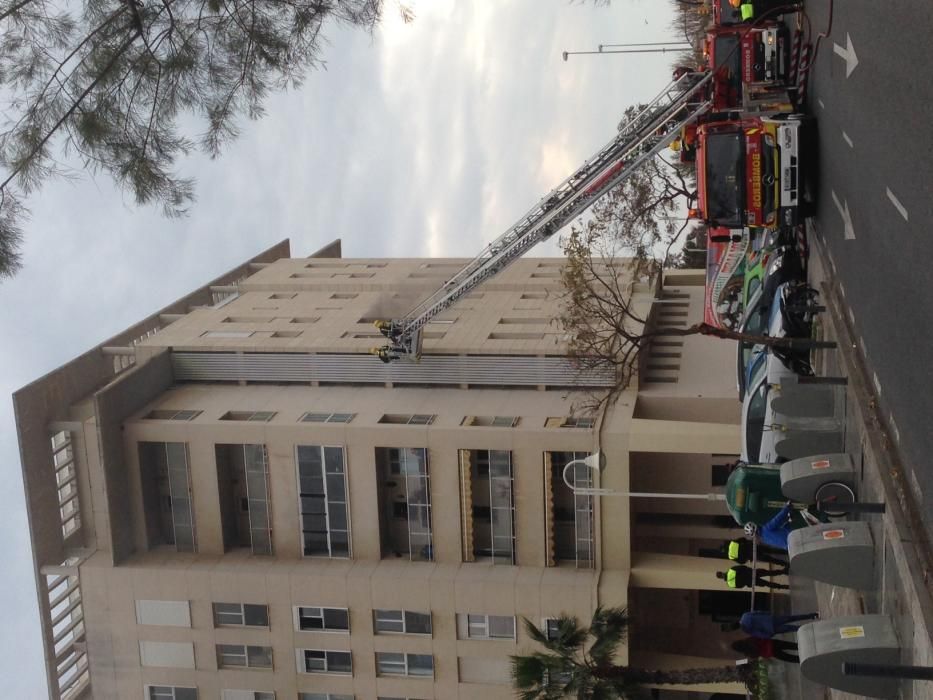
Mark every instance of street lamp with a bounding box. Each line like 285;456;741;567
562;452;727;501
563;46;692;62
598;42;691;52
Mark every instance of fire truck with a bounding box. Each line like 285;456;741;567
695;113;810;232
705;22;792;111
373;66;814;360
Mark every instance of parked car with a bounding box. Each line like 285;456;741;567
740;282;842;463
735;247;807;399
740;347;846;463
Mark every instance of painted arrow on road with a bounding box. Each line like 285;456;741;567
833;33;859;78
831;190;856;240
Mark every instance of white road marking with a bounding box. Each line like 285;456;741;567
886;188;909;221
839;281;846;297
842;131;853;148
859;337;867;356
818;99;825;109
848;307;855;325
873;372;882;395
909;467;921;496
891;416;901;444
831;190;856;239
833;33;859;78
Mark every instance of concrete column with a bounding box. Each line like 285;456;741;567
630;551;726;591
630;418;739;455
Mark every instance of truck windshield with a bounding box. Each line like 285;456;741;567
705;132;744;228
713;35;742;101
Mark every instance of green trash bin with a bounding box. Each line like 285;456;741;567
725;463;810;527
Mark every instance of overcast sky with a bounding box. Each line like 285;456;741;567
1;0;681;694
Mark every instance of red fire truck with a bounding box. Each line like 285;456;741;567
705;22;792;111
695;113;811;232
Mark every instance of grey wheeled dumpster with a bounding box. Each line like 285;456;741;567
788;521;874;589
780;453;856;504
798;615;899;698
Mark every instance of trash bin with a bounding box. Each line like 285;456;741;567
798;615;899;698
788;521;874;589
780;453;856;504
725;464;801;527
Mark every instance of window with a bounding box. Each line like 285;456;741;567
300;412;355;424
220;411;276;422
215;444;273;555
216;644;273;669
145;409;202;421
545;416;595;429
461;416;519;427
272;330;301;338
213;603;269;628
139;641;196;669
202;330;254;338
137;442;196;552
297;446;351;557
375;448;433;561
544;618;561;641
146;687;198;700
50;430;81;537
298;649;352;675
460;614;516;640
136;600;191;627
221;692;275;700
295;606;350;632
458;450;515;565
300;694;354;700
378;414;435;425
373;610;431;635
487;332;545;340
544;451;595;569
270;293;297;300
375;652;434;678
497;317;551;325
291;316;321;324
330;293;358;299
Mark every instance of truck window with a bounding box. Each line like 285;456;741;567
713;35;742;101
705;132;744;228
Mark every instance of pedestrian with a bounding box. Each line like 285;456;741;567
740;610;818;639
716;565;789;590
746;501;796;550
730;637;800;664
719;538;788;569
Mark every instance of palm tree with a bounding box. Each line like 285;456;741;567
510;607;756;699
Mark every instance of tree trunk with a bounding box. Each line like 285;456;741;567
656;322;836;351
595;663;750;686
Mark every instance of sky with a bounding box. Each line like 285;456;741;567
0;0;682;695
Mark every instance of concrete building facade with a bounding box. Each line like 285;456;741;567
16;240;748;700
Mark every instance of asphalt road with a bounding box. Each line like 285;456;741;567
800;0;933;541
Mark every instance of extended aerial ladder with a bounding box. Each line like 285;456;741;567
375;69;716;361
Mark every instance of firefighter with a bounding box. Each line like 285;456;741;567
716;565;790;590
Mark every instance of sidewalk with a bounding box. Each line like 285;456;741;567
768;223;933;700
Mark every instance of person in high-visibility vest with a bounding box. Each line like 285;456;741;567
718;538;787;568
728;0;756;21
716;565;789;590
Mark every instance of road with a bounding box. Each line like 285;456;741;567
800;0;933;543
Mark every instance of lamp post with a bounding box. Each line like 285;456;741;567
562;46;691;62
598;42;691;52
561;453;726;501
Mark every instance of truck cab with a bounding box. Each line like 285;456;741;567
705;23;791;111
695;115;804;231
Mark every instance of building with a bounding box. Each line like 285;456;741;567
15;240;747;700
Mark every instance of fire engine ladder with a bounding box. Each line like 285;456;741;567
376;70;715;360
